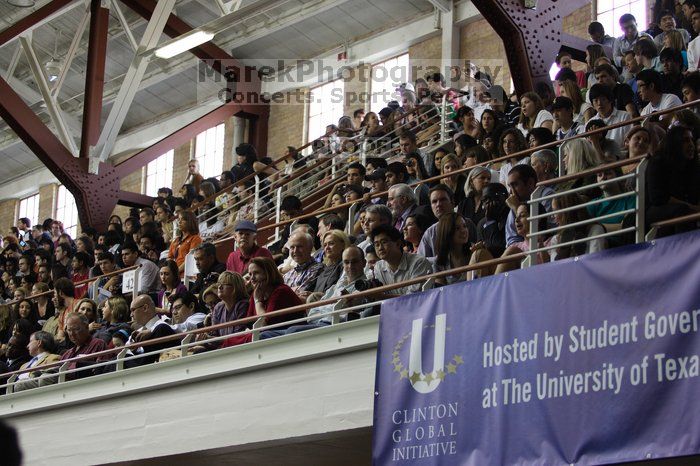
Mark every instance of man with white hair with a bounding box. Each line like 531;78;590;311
387;184;433;231
283;231;324;299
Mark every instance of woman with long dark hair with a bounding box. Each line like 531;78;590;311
221;257;304;347
167;210;202;274
433;213;472;285
646;125;700;234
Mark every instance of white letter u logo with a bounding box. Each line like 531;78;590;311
408;314;446;394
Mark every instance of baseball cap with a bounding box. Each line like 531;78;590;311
234;220;257;232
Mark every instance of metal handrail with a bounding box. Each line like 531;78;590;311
3;264;142;308
0;252;525;385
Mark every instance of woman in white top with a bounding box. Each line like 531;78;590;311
516;91;553;136
497;128;530;184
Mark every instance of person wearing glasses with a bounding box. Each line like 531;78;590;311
126;295;176;366
169;291;206;333
209;272;249;337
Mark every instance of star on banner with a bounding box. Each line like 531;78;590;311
446;363;457;374
409;372;422;384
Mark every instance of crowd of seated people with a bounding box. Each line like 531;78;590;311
1;11;700;391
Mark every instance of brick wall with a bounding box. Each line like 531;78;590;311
266;88;308;159
409;33;443;84
0;199;17;234
172;140;193;190
459;19;512;91
223;116;235;170
343;64;371;117
38;184;56;222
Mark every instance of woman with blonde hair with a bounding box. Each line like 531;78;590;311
562;138;605;176
93;296;132;344
308;230;349;302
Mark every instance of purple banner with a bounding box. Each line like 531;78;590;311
372;230;700;465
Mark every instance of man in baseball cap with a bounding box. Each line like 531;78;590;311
225;220;273;275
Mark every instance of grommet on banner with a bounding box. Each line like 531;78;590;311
651;240;656;246
574;257;579;262
504;272;509;277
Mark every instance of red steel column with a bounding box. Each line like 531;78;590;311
80;0;110;157
470;0;591;95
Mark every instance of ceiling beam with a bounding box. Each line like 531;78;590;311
214;0;352;52
93;0;176;165
426;0;452;13
0;0;83;47
18;36;79;155
142;0;279;59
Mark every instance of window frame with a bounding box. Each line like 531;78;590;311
55;185;79;238
369;52;410;114
306;78;346;145
17;192;40;229
193;122;226;179
144;149;174;197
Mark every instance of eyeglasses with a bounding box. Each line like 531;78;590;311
217;283;232;289
373;239;393;249
130;303;147;313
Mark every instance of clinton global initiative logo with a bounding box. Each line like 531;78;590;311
391;314;463;394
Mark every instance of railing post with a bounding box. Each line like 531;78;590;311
347;203;359;235
253;175;261;224
57;362;70;384
132;267;141;297
6;374;18;394
274;186;283;242
526;199;540;268
440;94;448;143
251;317;264;342
360;139;368;166
90;279;99;301
116;348;128;371
635;158;647;244
180;334;193;358
331;156;337;177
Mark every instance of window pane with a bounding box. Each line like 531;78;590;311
308;78;345;143
56;185;79;238
194;123;225;179
18;193;40;228
597;0;614;12
371;53;409;114
145;150;174;197
597;0;646;38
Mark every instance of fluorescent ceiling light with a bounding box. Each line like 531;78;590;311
155;31;215;59
7;0;35;7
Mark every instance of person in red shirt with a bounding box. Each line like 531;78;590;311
70;252;91;299
221;257;303;347
225;220;272;276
